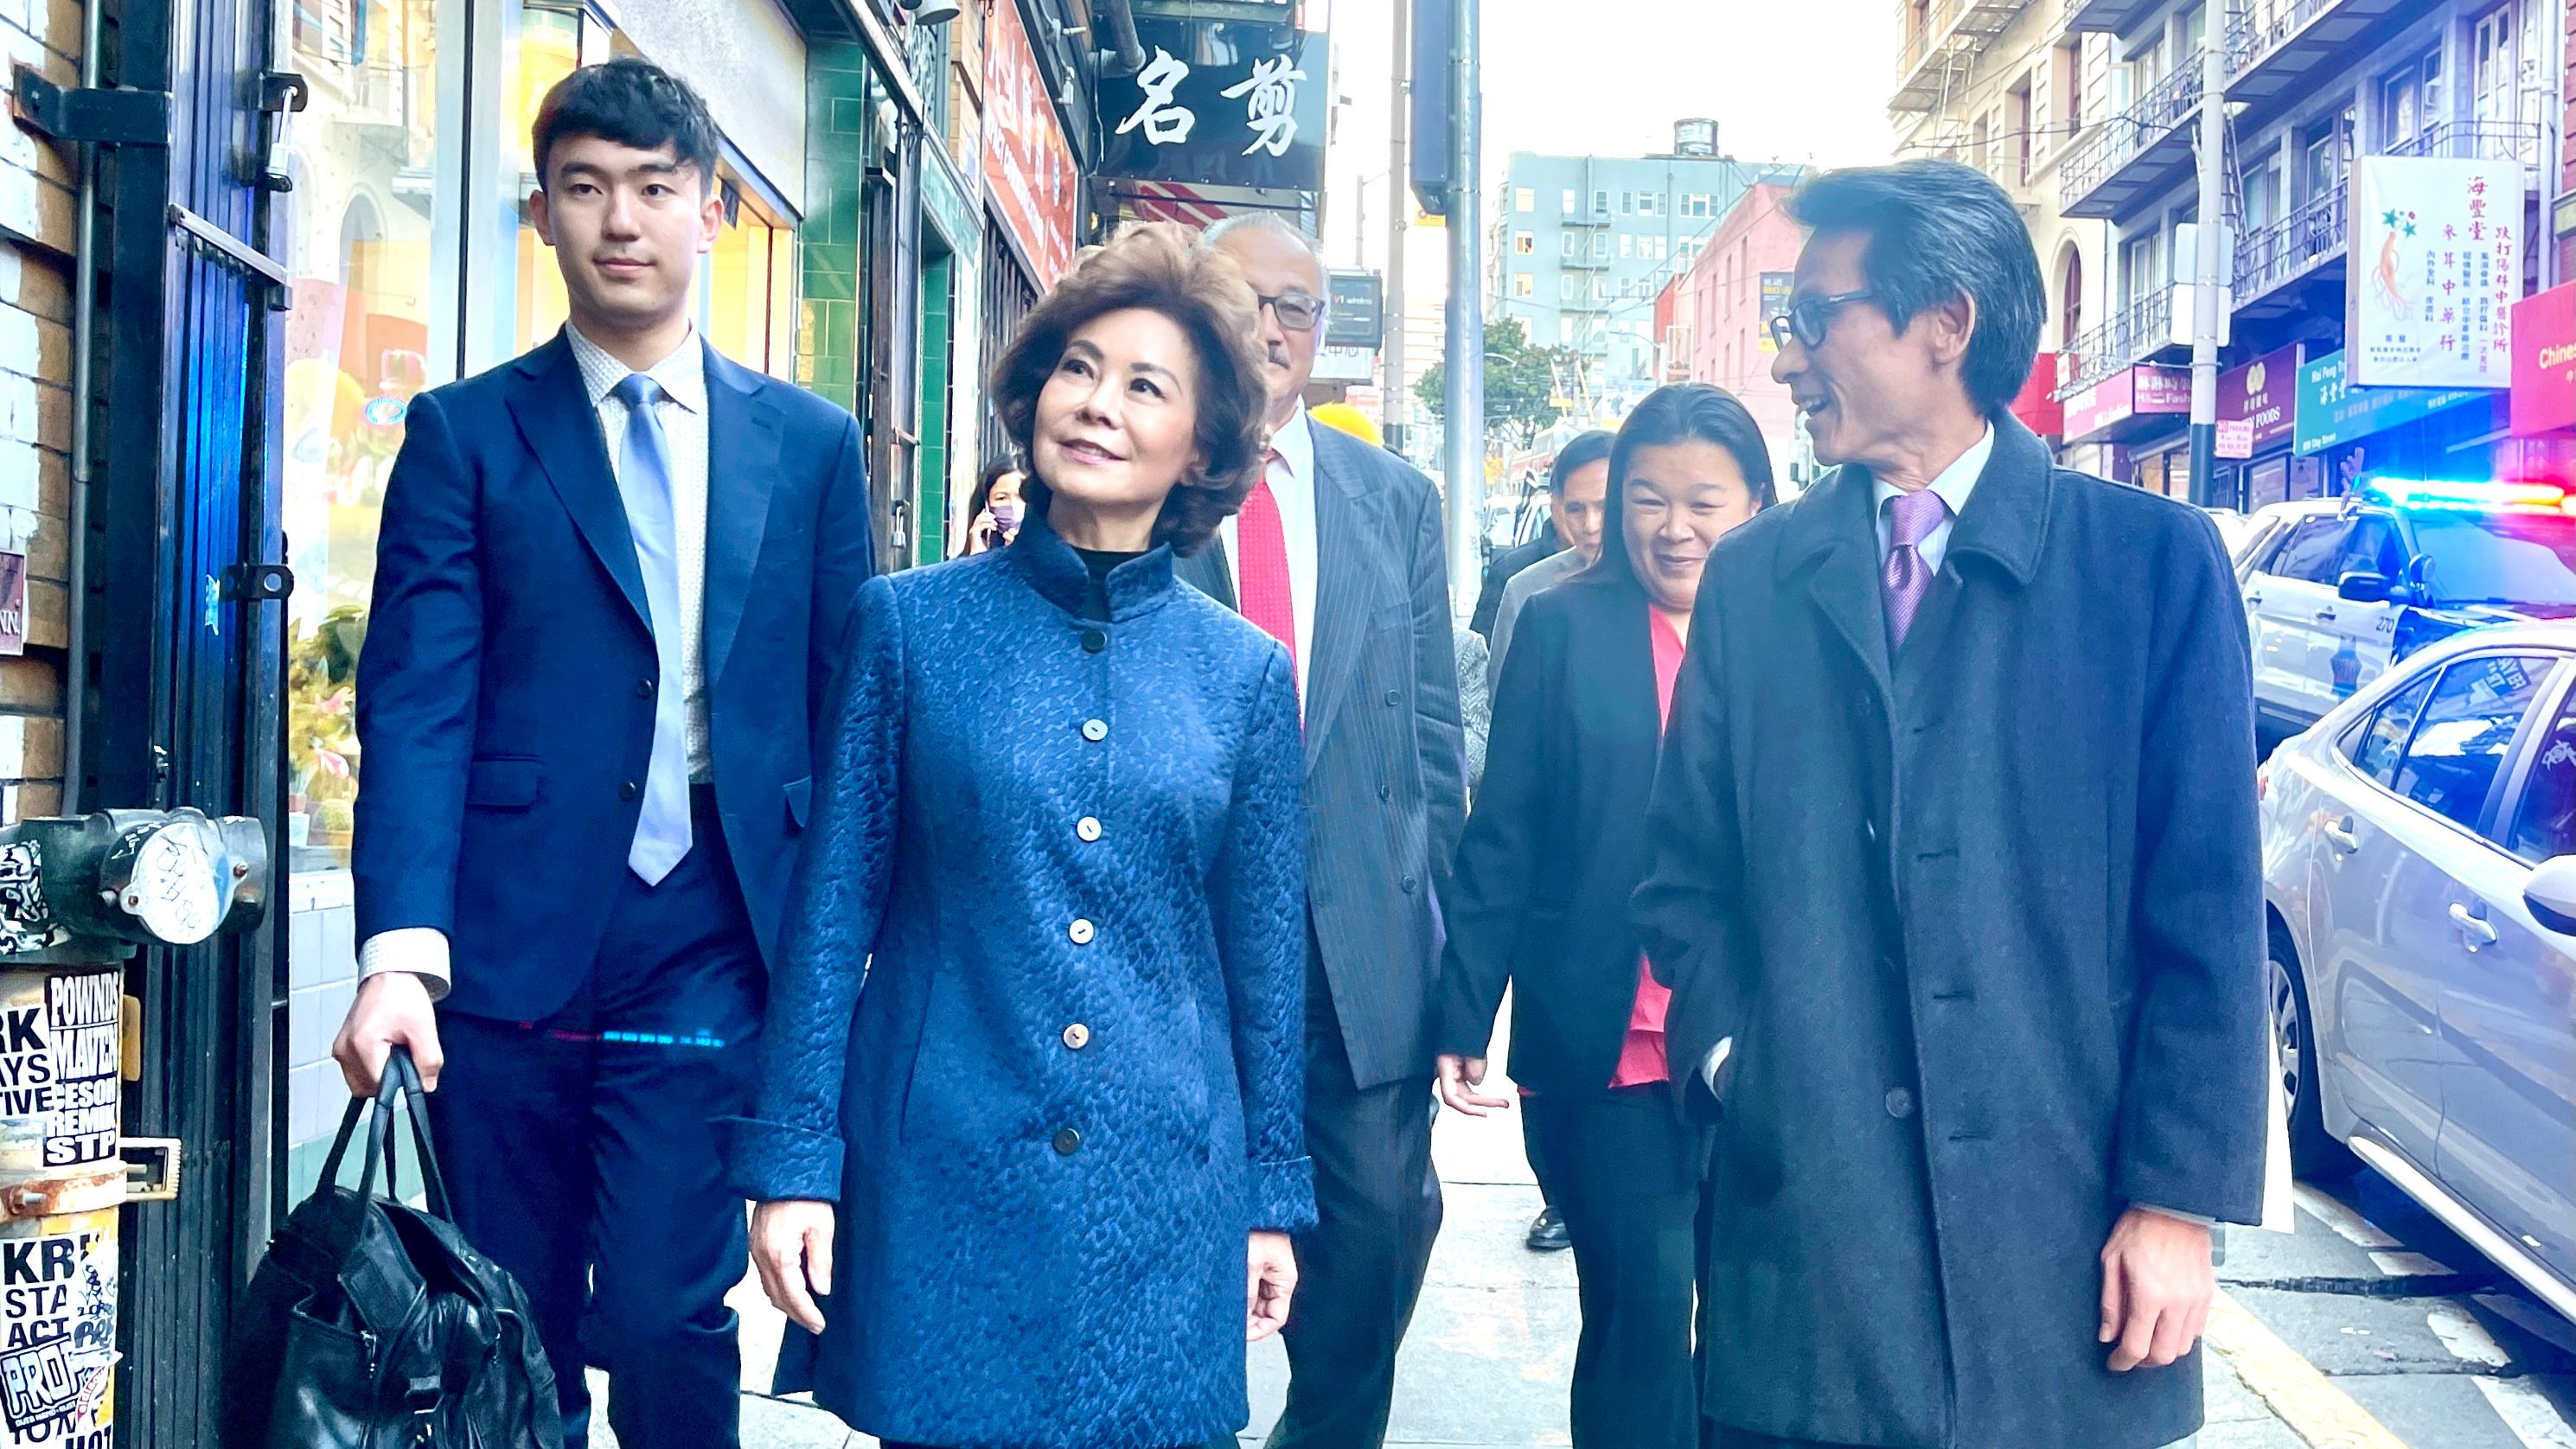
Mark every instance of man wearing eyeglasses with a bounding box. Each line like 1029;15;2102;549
1633;161;2265;1449
1183;213;1466;1449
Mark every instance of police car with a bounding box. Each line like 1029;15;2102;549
2241;481;2576;744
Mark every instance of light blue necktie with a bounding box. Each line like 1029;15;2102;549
612;373;692;884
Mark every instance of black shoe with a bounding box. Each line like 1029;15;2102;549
1525;1204;1571;1252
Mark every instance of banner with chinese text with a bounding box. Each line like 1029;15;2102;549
2346;156;2520;389
983;0;1077;285
1100;19;1327;195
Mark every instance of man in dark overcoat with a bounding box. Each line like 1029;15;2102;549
1633;160;2268;1449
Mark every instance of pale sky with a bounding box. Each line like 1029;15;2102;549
1313;0;1901;291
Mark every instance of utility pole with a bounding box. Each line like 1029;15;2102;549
2187;36;2227;507
1385;0;1409;457
1441;0;1485;615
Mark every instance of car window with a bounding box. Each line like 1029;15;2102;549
2507;691;2576;863
2336;516;2405;581
2347;672;2437;785
2408;511;2576;606
2391;654;2555;831
2266;518;2349;584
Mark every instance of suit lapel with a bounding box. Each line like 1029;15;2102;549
1301;434;1373;771
701;345;783;691
1892;418;2053;700
1782;465;1895;708
508;336;649;630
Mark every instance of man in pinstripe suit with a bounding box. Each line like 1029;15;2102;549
1182;214;1467;1448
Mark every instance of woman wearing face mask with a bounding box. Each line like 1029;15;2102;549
727;224;1311;1449
1430;383;1774;1449
964;463;1026;554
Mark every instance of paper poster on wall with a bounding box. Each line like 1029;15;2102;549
0;1209;116;1447
2347;156;2520;389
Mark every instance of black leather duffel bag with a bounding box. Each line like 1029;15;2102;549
221;1048;562;1448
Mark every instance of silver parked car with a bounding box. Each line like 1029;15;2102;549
2261;621;2576;1322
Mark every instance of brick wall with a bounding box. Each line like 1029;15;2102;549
0;0;80;827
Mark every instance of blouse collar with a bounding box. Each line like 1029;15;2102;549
1007;506;1181;622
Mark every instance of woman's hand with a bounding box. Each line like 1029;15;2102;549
751;1200;836;1334
1435;1053;1513;1117
1246;1230;1298;1342
968;509;1000;553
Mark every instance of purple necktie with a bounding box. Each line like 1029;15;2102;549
1882;489;1953;650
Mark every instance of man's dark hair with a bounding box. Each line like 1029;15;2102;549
1787;160;2044;415
1547;431;1615;494
533;58;722;193
1583;384;1776;590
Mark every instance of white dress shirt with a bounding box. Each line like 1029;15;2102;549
1218;404;1320;710
1871;424;1993;575
359;324;717;996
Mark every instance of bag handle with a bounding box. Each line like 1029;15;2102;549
314;1048;452;1222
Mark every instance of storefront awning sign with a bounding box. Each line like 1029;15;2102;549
2216;345;2301;459
1101;19;1327;195
2345;156;2518;390
2510;283;2576;437
2008;352;2063;438
983;0;1078;285
2060;364;2189;444
2294;349;2490;455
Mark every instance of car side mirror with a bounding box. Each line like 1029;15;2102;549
2337;571;2410;604
2523;855;2576;935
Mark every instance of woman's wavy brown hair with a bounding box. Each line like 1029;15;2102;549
991;223;1269;557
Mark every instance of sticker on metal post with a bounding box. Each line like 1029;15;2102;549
0;1208;117;1446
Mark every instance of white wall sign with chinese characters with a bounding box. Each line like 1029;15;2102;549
1098;19;1326;195
2347;156;2522;389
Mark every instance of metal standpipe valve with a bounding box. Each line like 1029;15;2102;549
0;809;265;1449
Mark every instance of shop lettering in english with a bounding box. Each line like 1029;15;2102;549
2511;283;2576;437
2217;346;2301;460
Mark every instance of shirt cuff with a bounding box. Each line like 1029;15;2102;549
2135;1204;2215;1227
1699;1037;1734;1092
358;929;453;1001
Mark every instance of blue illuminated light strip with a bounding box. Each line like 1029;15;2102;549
2359;479;2575;515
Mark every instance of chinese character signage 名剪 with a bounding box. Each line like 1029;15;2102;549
1102;19;1327;195
2346;156;2520;390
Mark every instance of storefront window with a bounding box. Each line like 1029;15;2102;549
706;191;800;379
509;3;595;353
277;0;446;868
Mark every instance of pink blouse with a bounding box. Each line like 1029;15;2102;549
1608;609;1689;1088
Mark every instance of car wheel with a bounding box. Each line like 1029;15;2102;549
2271;934;2359;1180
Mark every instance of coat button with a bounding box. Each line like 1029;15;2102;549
1052;1127;1082;1156
1069;918;1096;945
1081;629;1108;653
1062;1023;1091;1050
1384;689;1401;705
1077;816;1103;842
636;679;654;698
1081;718;1109;742
1377;782;1390;801
1885;1088;1914;1119
618;781;640;801
1401;876;1418;894
1863;820;1878;844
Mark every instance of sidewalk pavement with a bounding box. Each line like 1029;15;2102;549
602;1010;2313;1449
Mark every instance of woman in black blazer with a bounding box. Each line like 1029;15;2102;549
1433;384;1775;1449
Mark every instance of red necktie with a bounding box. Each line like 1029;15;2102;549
1238;452;1297;687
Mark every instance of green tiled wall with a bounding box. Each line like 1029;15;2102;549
917;250;954;565
802;41;874;416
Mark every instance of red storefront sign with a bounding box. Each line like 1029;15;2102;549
982;0;1078;286
2217;346;2301;458
2010;353;2063;438
2061;364;2190;443
2510;283;2576;437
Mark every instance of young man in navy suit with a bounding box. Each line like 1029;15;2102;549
330;60;873;1448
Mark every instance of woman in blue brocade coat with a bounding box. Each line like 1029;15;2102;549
724;225;1314;1449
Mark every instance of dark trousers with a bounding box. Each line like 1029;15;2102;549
425;793;764;1449
1522;1101;1558;1207
1529;1088;1708;1449
1261;944;1443;1449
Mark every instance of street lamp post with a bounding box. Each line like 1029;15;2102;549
1441;0;1483;618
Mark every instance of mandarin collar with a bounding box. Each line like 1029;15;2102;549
1007;507;1180;622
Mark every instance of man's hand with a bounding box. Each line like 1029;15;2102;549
1247;1230;1297;1342
2100;1207;2215;1371
751;1200;836;1335
1435;1053;1513;1117
331;973;444;1096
